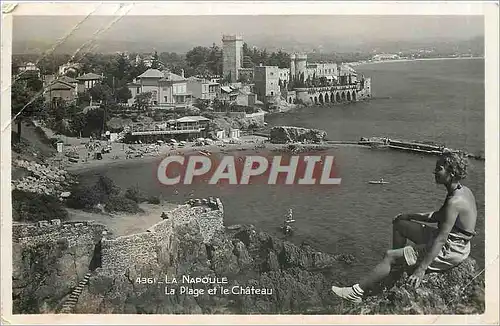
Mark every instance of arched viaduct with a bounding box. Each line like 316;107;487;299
295;85;365;106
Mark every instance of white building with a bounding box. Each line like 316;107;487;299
127;69;191;107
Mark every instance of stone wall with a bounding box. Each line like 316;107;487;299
13;220;105;248
99;198;224;274
100;232;160;274
12;220;106;313
356;77;372;100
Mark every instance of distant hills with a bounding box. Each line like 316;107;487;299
13;36;484;57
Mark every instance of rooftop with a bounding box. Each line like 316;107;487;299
76;73;104;81
176;116;210;123
45;81;75;91
161;71;185;82
58;76;78;84
137;69;164;79
221;86;237;93
138;69;186;81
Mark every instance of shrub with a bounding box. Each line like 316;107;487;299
105;196;143;214
66;184;101;209
124;186;145;203
95;175;120;199
12;190;68;222
66;175;120;209
147;196;161;205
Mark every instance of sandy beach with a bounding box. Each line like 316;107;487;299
59;135;366;174
66;202;179;238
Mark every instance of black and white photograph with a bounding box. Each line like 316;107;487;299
1;2;498;323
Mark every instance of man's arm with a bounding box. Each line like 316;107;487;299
415;200;459;272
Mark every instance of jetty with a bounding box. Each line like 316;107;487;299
359;137;484;161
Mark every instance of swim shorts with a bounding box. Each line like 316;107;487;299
403;226;471;271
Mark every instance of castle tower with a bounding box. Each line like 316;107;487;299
222;34;243;83
295;53;307;81
290;54;296;81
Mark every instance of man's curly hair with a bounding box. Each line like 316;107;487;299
440;150;469;181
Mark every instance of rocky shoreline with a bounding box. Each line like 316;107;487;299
12;201;484;315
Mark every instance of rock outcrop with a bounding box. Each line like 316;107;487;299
270;126;327;144
11;159;73;196
12;200;484;315
342;258;485;314
74;224;353;314
12;220;106;313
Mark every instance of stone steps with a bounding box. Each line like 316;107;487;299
59;272;92;314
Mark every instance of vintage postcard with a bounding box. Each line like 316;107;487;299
1;2;498;325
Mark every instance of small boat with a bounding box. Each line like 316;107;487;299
198;150;211;157
368;180;390;185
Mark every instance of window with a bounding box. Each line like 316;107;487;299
164;96;168;102
136;87;140;93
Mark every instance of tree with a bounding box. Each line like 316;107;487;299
222;71;232;85
26;78;43;92
134;92;152;111
186;46;223;76
115;86;132;104
65;69;78;78
11;79;45;142
207;43;223;75
186;46;210;73
151;51;160;70
242;43;251;58
89;84;113;104
114;53;132;81
194;98;210;111
212;98;229;112
237;73;250;84
78;91;91;107
82;107;109;137
129;59;148;81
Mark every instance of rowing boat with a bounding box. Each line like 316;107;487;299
368;181;390;185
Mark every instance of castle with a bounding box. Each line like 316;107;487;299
221;34;371;106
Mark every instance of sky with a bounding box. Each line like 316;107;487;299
13;15;484;53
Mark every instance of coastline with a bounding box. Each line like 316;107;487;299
66;138;368;174
352;56;484;67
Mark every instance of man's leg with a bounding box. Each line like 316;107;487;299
393;219;432;249
331;248;406;303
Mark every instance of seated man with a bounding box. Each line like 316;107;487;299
332;151;477;303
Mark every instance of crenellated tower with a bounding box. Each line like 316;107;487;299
290;54;296;81
294;53;307;82
222;34;243;83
